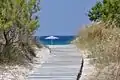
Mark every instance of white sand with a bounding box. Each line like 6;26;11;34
80;50;96;80
0;47;50;80
47;44;75;48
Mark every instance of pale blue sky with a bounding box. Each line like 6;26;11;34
35;0;97;36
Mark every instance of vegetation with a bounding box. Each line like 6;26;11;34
88;1;102;21
88;0;120;26
0;0;40;64
76;0;120;80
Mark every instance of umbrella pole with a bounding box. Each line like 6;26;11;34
51;39;52;45
51;39;53;49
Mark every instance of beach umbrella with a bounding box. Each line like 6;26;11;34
45;36;59;45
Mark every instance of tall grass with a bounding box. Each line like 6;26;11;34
76;22;120;80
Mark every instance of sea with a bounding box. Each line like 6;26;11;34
35;36;75;45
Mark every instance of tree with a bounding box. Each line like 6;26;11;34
88;1;103;22
0;0;40;63
102;0;120;26
88;0;120;27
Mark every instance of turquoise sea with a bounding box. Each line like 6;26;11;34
35;36;75;45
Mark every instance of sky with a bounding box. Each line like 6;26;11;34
35;0;97;36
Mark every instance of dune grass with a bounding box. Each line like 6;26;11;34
75;22;120;80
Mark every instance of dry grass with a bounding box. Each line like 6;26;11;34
76;22;120;80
